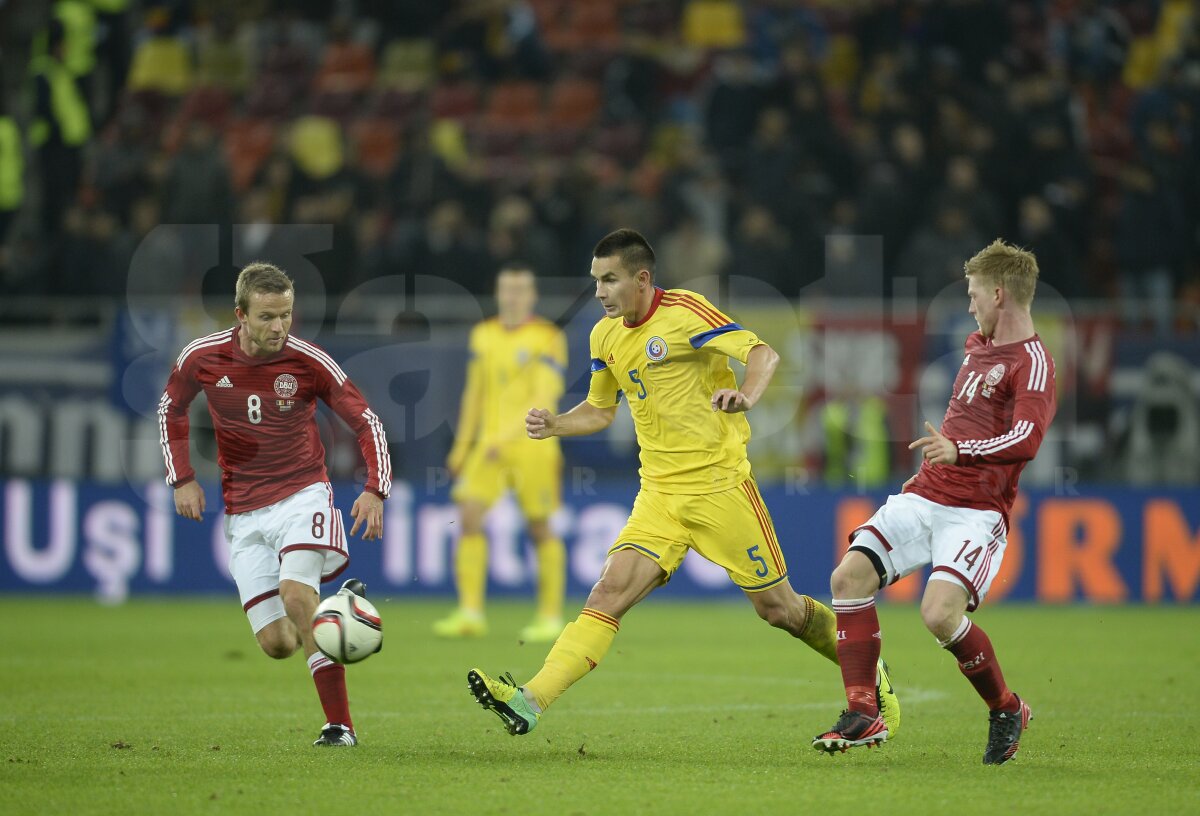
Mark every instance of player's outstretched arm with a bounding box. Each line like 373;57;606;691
713;343;780;413
350;491;383;540
527;400;616;439
173;481;206;521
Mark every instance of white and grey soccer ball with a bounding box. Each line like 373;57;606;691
311;590;383;664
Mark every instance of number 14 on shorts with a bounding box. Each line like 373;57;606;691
954;540;983;571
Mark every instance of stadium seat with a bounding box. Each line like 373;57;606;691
681;0;747;49
289;115;345;180
430;82;482;121
350;118;402;178
223;119;278;191
545;2;621;53
376;39;435;91
244;75;300;120
374;88;426;119
591;122;644;162
546;78;602;129
483;81;543;133
313;39;377;95
310;90;360;125
126;35;194;95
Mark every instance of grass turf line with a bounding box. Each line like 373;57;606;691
1;599;1196;815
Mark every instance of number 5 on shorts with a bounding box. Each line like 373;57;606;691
746;545;769;578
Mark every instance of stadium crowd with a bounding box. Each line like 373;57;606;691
0;0;1199;333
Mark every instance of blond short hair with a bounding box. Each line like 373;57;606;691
964;239;1039;308
235;262;293;312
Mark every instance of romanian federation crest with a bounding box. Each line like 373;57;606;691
274;373;299;398
645;336;668;362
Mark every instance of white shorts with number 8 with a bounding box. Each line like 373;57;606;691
849;492;1007;611
225;481;349;633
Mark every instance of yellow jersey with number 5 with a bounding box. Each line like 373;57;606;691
585;288;765;494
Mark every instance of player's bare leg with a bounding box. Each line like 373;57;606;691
255;616;302;659
814;549;892;752
922;579;1031;764
520;518;566;643
469;548;665;735
746;579;838;661
435;499;489;637
280;578;357;746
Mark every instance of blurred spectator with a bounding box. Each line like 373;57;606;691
1018;195;1085;299
897;202;984;299
30;20;92;236
313;15;376;95
729;205;793;297
486;195;560;279
0;89;22;249
704;51;765;164
657;211;730;289
195;13;251;92
935;155;1003;239
126;7;193;95
160;123;233;225
1116;114;1188;333
397;200;491;293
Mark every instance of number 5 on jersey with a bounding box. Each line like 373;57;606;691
628;369;647;400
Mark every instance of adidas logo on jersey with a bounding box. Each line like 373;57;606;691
216;375;233;388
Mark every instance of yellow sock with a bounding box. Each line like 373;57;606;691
534;537;566;620
524;608;618;711
798;595;839;664
455;533;487;613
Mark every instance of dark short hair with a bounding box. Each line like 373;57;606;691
593;229;655;279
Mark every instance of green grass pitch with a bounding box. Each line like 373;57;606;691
2;598;1197;815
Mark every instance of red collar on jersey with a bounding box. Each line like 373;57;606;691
623;287;664;329
231;325;288;363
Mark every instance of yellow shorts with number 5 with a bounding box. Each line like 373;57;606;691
608;478;788;591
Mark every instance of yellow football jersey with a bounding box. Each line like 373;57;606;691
455;317;567;450
585;288;765;494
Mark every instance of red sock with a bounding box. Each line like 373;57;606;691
308;652;353;730
942;617;1017;712
833;597;880;717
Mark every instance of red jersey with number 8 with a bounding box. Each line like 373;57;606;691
908;332;1056;520
158;327;391;514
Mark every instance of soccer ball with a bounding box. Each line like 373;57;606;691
311;589;383;664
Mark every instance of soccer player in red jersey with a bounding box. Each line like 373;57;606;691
158;262;391;747
813;240;1055;764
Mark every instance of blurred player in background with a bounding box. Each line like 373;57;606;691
813;240;1055;764
435;263;569;643
159;262;391;747
466;229;899;737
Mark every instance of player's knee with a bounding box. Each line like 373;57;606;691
920;597;959;637
830;559;876;599
257;628;298;659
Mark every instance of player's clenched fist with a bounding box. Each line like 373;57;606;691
173;481;206;521
526;407;556;439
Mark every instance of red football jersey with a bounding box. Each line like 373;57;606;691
908;332;1056;520
158;327;391;514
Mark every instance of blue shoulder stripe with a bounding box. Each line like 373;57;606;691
689;322;744;349
540;355;566;374
589;357;608;372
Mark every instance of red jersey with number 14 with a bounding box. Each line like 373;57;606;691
158;327;391;514
908;332;1056;520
